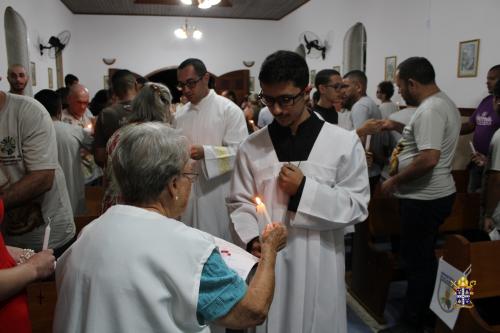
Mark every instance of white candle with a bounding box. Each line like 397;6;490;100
469;141;477;155
255;197;272;225
83;123;93;134
42;219;51;250
365;135;372;151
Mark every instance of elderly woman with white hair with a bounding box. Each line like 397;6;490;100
101;82;173;212
54;122;287;332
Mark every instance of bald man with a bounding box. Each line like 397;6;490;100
7;64;29;95
61;84;102;184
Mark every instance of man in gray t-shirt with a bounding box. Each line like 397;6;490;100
343;70;385;188
0;90;75;254
379;57;460;333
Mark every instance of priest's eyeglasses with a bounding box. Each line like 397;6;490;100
177;76;203;91
258;90;305;108
182;172;199;182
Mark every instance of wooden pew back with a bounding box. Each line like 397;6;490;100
27;281;57;333
84;186;104;216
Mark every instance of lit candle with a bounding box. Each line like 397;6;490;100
255;197;272;225
83;123;93;134
365;135;372;151
469;141;477;155
42;218;51;250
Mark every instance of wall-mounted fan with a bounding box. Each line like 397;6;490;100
298;31;330;60
39;30;71;58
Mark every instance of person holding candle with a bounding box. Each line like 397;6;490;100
61;84;102;185
34;89;94;216
0;199;56;333
227;50;370;333
0;78;75;256
54;123;287;333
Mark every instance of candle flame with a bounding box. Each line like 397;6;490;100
86;124;92;129
255;197;263;206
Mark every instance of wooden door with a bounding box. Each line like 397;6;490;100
214;70;249;106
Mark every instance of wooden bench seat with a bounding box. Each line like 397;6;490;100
347;191;481;324
435;235;500;333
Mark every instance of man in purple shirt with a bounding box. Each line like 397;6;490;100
461;64;500;192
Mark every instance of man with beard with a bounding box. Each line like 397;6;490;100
342;70;384;190
380;57;460;333
7;64;29;96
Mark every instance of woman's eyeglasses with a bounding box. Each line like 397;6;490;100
182;172;199;182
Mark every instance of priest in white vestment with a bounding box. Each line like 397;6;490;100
53;123;287;333
227;51;370;333
174;58;248;241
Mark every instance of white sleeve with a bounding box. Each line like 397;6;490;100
202;103;248;179
291;134;370;231
226;146;260;246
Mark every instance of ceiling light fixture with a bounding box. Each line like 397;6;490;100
174;19;202;40
180;0;222;9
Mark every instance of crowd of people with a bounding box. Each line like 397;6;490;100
0;52;498;333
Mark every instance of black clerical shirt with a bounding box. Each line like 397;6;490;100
312;104;338;125
268;112;324;211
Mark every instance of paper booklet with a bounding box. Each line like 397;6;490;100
214;237;259;281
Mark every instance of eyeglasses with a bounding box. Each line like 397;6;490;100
258;89;305;108
182;172;199;182
176;76;204;91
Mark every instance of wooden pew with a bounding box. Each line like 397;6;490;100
75;215;98;235
84;186;104;216
435;235;500;333
347;191;481;324
27;281;57;333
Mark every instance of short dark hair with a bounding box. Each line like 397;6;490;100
343;70;367;87
34;89;62;118
56;87;70;109
489;65;500;73
136;77;148;85
64;74;79;87
377;81;395;99
493;80;500;98
397;57;435;84
89;89;111;116
178;58;207;77
314;69;341;90
259;50;309;89
111;69;137;98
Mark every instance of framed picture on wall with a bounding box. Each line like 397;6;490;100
103;75;109;89
249;76;255;93
457;39;480;78
309;70;316;85
48;67;54;89
384;56;397;81
30;61;36;86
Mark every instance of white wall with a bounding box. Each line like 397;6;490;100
279;0;500;107
68;15;280;95
0;0;74;93
1;0;499;107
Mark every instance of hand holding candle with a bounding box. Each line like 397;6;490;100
83;123;93;135
42;217;51;251
365;135;372;151
255;196;272;225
